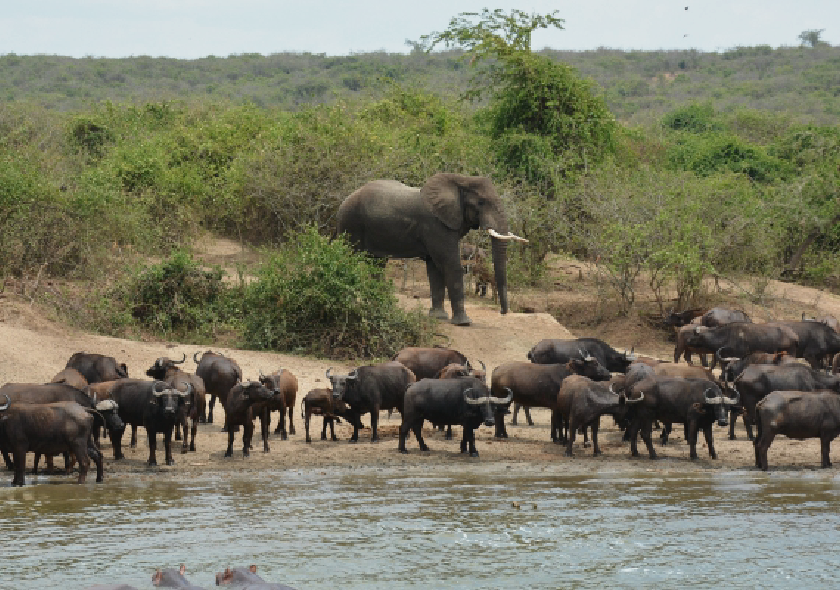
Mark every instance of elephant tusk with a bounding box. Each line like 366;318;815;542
488;229;529;243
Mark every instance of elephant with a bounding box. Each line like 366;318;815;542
336;173;526;326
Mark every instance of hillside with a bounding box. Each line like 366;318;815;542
2;45;839;123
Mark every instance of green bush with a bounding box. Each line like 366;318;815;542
108;250;231;339
242;228;434;358
662;102;721;133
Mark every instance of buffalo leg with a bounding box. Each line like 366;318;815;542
703;423;717;459
276;405;288;441
70;440;89;484
493;408;508;439
305;411;313;443
414;421;428;451
89;444;104;483
565;417;577;457
147;428;158;466
728;407;740;440
12;449;26;486
2;449;13;471
370;405;380;443
243;420;254;457
207;395;216;424
444;425;453;440
591;420;601;456
163;426;175;466
660;422;672;445
581;425;590;448
639;421;657;459
225;426;235;457
512;403;532;425
326;417;337;441
32;453;41;476
756;431;775;471
189;416;197;452
287;407;296;436
821;436;832;468
130;425;138;448
259;408;271;453
111;429;124;460
461;427;478;456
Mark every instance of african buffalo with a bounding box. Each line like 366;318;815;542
301;388;358;443
490;356;612;441
393;346;470;380
257;368;298;440
65;352;128;384
194;350;242;424
769;320;840;369
109;379;190;466
223;381;279;457
527;338;635;373
626;377;738;460
555;375;643;456
682;322;799;370
731;364;840;440
146;355;207;453
0;397;103;486
399;376;512;456
754;390;840;470
50;368;89;390
327;362;417;442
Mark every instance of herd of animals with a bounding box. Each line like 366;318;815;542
4;307;840;493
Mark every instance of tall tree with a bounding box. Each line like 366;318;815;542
420;9;617;187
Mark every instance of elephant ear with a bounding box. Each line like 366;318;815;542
420;173;462;231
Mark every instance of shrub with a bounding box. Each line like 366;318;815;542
108;250;230;339
242;228;434;359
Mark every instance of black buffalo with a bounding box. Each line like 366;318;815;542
0;397;104;486
527;338;634;373
224;381;280;457
490;357;612;441
769;320;840;369
393;346;470;380
682;322;799;370
146;355;207;453
754;390;840;470
399;376;512;456
626;377;738;460
731;364;840;440
555;375;643;456
65;352;128;384
194;350;242;424
327;363;417;442
109;379;190;466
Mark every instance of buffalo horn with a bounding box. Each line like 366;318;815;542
193;351;202;364
489;387;513;405
325;367;333;380
715;347;740;364
348;369;358;380
488;228;529;243
624;392;645;404
0;394;9;411
96;399;118;411
463;388;491;405
259;369;266;379
177;383;193;397
478;360;486;372
723;389;740;405
175;353;186;364
704;388;723;404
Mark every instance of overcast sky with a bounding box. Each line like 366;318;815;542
1;1;835;59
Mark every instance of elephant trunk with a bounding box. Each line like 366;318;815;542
491;237;509;314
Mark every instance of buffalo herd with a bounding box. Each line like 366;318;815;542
4;307;840;489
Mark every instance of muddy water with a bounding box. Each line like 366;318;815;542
2;466;840;589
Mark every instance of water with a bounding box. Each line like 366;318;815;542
2;466;840;588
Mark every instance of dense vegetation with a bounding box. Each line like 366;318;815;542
1;13;838;356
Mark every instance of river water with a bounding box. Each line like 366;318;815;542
2;465;840;589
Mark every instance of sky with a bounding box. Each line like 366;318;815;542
0;1;836;59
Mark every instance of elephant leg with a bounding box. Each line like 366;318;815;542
437;252;471;326
426;259;449;320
